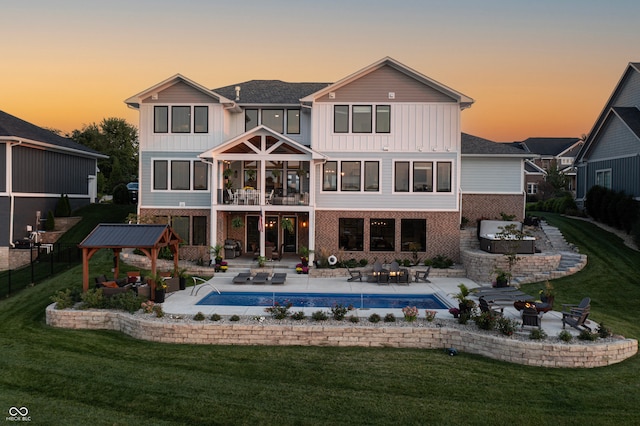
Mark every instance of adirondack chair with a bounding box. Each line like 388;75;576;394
561;297;591;331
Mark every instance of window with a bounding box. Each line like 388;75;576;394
172;216;189;244
527;183;538;195
395;162;410;192
370;219;395;251
154;106;168;133
376;105;390;133
323;161;337;191
334;105;349;133
364;161;379;191
401;219;426;252
171;106;191;133
436;162;452;192
339;218;363;251
154;160;168;190
171;161;190;190
596;169;612;189
193;161;208;190
287;109;300;134
341;161;361;191
262;109;284;133
352;105;372;133
245;109;258;131
192;216;207;246
194;106;208;133
413;162;433;192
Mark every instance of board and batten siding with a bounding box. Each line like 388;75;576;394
0;143;6;192
12;146;95;195
584;156;640;198
140;151;211;208
311;103;460;152
313;152;458;211
138;103;226;152
461;157;523;194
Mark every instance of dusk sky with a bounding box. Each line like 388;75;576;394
2;0;639;142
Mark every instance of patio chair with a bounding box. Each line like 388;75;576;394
414;267;431;283
270;273;287;285
561;297;592;331
374;262;389;285
232;272;252;284
346;266;363;282
251;272;270;285
521;305;542;329
478;296;503;316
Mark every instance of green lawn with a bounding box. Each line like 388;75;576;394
0;212;639;425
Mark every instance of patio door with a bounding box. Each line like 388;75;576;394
283;216;296;252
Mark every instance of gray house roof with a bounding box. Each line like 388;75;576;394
213;80;330;105
517;137;582;156
79;224;182;248
0;110;105;157
461;133;533;157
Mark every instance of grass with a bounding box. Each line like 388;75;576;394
1;210;639;424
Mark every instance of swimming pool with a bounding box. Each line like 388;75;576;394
196;291;450;310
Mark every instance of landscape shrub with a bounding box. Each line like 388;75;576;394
104;291;146;313
194;312;206;321
311;310;328;321
383;313;396;323
368;313;381;323
112;183;130;205
80;288;105;309
210;313;221;321
45;210;56;231
473;311;498;330
54;194;72;217
50;289;75;310
584;186;639;234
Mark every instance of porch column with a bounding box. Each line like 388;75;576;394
308;209;315;264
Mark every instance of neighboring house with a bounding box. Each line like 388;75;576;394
575;62;640;206
0;110;106;269
125;57;531;263
512;137;583;198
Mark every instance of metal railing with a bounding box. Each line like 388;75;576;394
0;243;82;298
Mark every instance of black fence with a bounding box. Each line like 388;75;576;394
0;243;82;298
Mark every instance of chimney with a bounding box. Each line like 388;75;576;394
235;86;241;101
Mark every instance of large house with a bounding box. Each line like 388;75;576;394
512;137;583;199
125;57;531;264
0;110;106;269
575;62;640;206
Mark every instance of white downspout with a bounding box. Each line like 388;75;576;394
7;140;23;248
199;157;218;255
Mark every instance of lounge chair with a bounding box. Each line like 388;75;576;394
346;266;363;282
478;296;503;316
251;272;270;285
232;272;252;284
561;297;591;331
270;273;287;285
414;266;431;283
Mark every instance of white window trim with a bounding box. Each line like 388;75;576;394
153;104;210;135
332;104;391;135
151;158;209;192
595;168;612;189
391;160;453;194
527;182;538;194
320;159;382;194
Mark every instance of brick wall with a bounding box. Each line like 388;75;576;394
46;304;638;368
315;210;460;263
140;208;210;261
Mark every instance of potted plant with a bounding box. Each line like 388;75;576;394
223;168;234;180
149;271;168;303
257;256;266;268
494;268;511;288
299;245;310;266
452;283;475;314
210;244;223;266
539;280;555;307
175;267;189;290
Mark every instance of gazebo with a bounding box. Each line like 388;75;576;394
78;224;183;294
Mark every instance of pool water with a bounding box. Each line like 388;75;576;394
196;291;450;310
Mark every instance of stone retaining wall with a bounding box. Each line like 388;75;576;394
46;304;637;368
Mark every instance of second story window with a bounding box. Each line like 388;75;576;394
171;106;191;133
334;105;349;133
262;109;284;133
194;106;208;133
334;105;391;134
153;106;209;134
352;106;372;133
154;106;168;133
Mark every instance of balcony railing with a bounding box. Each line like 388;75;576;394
218;189;309;206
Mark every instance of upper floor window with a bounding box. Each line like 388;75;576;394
322;160;380;192
153;159;208;191
394;161;452;193
154;106;168;133
154;106;209;134
334;105;390;134
244;108;301;134
172;106;191;133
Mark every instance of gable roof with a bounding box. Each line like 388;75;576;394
124;74;237;110
0;110;106;158
213;80;330;105
577;62;640;162
612;106;640;139
461;133;534;157
300;57;474;108
518;137;582;157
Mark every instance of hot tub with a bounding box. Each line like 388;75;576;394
478;220;536;254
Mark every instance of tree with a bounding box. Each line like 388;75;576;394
544;161;569;194
70;118;138;194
